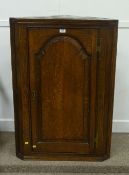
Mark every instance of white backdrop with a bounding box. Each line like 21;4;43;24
0;0;129;132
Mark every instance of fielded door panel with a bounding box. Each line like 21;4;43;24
28;28;97;154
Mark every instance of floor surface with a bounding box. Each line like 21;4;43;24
0;133;129;173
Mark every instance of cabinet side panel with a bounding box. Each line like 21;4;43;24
10;19;23;156
10;20;32;157
15;25;31;155
96;24;117;156
106;26;118;156
95;25;118;156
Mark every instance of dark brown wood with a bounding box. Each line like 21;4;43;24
10;16;118;161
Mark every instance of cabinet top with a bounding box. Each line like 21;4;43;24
10;15;117;20
10;15;118;27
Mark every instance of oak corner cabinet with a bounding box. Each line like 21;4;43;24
10;16;118;161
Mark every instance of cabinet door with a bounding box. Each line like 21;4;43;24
28;28;97;154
